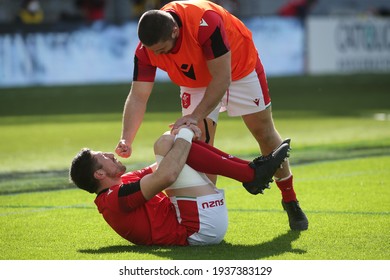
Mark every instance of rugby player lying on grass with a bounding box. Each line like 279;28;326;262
70;125;290;246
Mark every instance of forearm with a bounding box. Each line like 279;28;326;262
140;137;192;200
121;93;146;143
191;77;230;122
157;138;191;181
120;82;152;142
191;52;231;122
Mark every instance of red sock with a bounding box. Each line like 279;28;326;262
192;140;250;164
276;175;297;202
186;141;254;182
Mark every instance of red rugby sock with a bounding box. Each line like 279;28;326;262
192;140;250;164
186;141;254;182
276;175;297;202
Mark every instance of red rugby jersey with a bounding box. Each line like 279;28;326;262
94;167;189;246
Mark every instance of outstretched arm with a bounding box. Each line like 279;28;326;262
116;81;154;158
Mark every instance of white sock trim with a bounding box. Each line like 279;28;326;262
275;174;293;182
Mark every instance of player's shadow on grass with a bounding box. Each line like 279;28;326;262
79;230;305;259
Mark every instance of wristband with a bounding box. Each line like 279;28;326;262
174;127;194;143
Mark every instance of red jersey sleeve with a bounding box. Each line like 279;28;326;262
117;167;154;211
118;180;146;210
133;42;157;82
129;166;154;179
198;10;230;60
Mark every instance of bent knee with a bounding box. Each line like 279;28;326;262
154;134;175;156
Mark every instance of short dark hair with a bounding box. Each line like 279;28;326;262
137;10;176;46
69;148;101;193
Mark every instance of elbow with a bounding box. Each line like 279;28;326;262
226;75;232;87
160;170;180;187
223;71;232;89
167;172;180;186
215;73;231;93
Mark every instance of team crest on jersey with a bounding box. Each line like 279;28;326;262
182;92;191;109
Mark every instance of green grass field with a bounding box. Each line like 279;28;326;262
0;74;389;260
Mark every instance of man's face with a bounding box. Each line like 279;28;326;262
146;26;179;55
92;151;126;178
147;39;176;55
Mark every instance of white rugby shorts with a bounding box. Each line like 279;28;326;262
169;190;228;245
180;70;271;123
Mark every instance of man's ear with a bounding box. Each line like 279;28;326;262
172;26;179;39
94;169;105;180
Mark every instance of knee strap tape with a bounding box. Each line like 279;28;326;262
174;128;194;143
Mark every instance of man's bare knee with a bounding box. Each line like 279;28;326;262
154;134;175;156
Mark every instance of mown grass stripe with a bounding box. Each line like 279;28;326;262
229;208;390;216
1;204;389;217
0;204;93;216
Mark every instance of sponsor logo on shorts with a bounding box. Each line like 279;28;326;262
182;92;191;109
253;98;260;106
202;199;224;209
